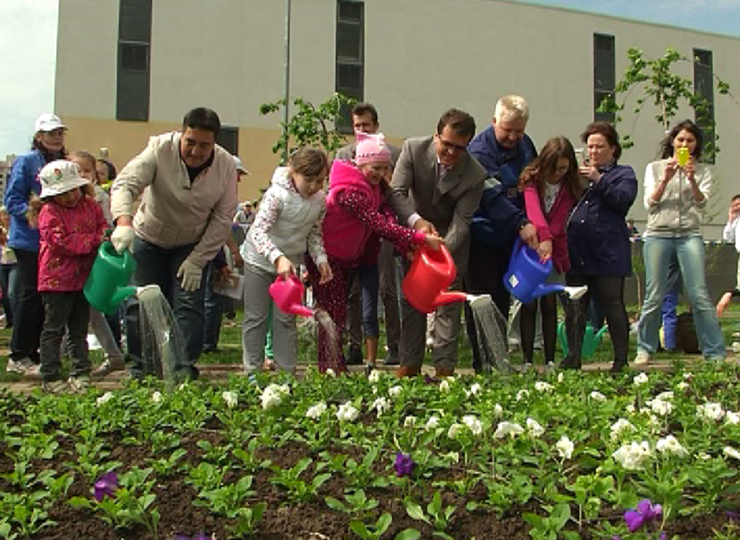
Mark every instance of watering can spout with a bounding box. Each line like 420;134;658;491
595;325;609;342
432;290;469;309
269;275;314;318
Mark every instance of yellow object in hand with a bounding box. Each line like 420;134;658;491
677;147;689;167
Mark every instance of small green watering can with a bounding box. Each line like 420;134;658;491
84;241;138;315
557;321;609;359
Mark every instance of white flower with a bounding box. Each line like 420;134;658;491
683;372;694;381
610;418;635;440
656;435;688;457
633;373;649;386
370;397;390;416
625;403;636;414
462;415;483;436
306;402;327;419
589;391;607;402
336;401;359;422
655;391;674;402
726;411;740;425
465;383;482;398
439;380;451;393
557;372;564;383
96;391;114;406
526;418;545;438
724;446;740;460
697;452;712;460
388;385;403;398
516;389;530;401
447;423;464;439
649;398;672;417
493;421;524;439
404;416;417;428
425;415;440;430
534;381;554;392
151;391;162;403
493;403;504;417
555;435;574;459
261;384;290;410
178;383;188;391
222;391;238;409
697;402;725;422
677;381;689;391
368;369;381;384
612;441;652;470
325;368;336;377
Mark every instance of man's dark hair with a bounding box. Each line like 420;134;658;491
436;108;476;140
182;107;221;137
351;102;379;124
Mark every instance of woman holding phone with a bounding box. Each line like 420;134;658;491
562;122;637;372
634;119;725;364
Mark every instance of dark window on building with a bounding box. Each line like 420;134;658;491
694;48;715;162
593;33;615;122
217;126;239;156
336;1;364;133
117;0;152;122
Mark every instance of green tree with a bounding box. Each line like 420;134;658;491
259;93;356;165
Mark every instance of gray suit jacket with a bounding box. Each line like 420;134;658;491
388;136;486;273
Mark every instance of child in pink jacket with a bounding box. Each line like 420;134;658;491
34;160;107;393
519;136;581;367
308;133;442;373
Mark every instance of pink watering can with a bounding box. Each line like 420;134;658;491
269;275;314;318
504;239;588;304
402;244;489;314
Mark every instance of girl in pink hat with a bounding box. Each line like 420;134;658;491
307;132;443;373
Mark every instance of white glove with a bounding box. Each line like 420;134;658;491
177;259;203;292
111;225;135;253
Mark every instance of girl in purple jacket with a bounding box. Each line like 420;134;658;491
519;136;581;367
308;133;442;373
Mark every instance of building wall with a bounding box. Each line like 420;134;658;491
55;0;740;233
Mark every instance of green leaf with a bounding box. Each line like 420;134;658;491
375;512;392;534
349;520;370;539
324;496;347;513
394;529;422;540
405;501;430;524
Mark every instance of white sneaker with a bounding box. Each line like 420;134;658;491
633;350;651;365
6;357;35;374
67;375;91;394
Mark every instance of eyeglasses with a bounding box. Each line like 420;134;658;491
436;134;468;153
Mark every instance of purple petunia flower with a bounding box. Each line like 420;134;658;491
394;452;416;477
93;471;119;502
623;499;662;532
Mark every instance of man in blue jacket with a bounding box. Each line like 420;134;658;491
465;95;538;372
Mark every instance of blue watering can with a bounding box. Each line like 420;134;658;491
557;321;609;358
503;239;588;304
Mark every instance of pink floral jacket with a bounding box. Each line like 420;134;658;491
38;196;107;292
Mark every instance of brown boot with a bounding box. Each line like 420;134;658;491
434;367;455;378
395;365;421;378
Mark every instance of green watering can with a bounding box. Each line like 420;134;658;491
84;241;138;315
557;321;609;359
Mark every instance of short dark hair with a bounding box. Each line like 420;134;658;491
581;121;622;161
351;103;379;125
732;194;740;202
182;107;221;137
659;119;704;160
436;108;476;140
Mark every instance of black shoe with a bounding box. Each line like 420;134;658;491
559;358;581;371
383;349;400;366
610;360;628;373
346;346;363;365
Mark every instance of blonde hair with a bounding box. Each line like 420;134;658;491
494;95;529;123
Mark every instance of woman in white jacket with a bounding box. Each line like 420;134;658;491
635;119;725;363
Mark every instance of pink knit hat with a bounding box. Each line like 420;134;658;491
355;132;391;165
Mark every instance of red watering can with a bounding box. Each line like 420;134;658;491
402;244;488;314
269;275;314;318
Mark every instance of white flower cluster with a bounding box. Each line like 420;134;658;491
465;383;482;398
724;446;740;460
305;402;327;419
534;381;554;393
368;369;381;384
261;383;290;410
589;391;607;403
494;421;524;439
655;435;688;457
633;373;649;386
425;415;440;430
404;416;417;427
222;391;238;409
556;435;574;459
526;418;545;438
96;391;114;406
493;403;504;417
612;441;652;470
610;418;636;441
152;391;162;403
462;415;483;436
439;380;451;393
370;397;390;417
697;402;725;422
336;401;359;422
388;385;403;398
726;411;740;425
647;392;673;416
516;389;530;402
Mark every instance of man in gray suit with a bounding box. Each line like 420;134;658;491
388;109;486;378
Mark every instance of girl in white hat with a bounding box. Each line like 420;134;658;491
32;160;108;393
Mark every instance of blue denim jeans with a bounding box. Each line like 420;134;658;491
125;237;206;380
637;236;725;359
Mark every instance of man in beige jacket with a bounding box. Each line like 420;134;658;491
110;107;238;380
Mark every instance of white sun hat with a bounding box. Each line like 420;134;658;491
39;160;90;199
233;155;251;175
34;113;67;133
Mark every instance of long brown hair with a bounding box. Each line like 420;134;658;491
519;136;580;200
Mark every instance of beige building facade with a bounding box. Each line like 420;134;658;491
55;0;740;236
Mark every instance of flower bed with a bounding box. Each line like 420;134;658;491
1;363;740;539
